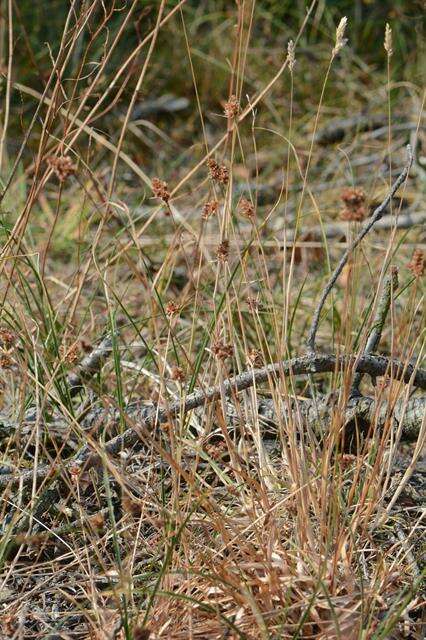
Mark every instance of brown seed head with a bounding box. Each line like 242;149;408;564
122;494;142;517
171;366;185;383
340;453;357;469
247;296;261;312
286;39;296;71
202;199;219;220
239;197;255;219
0;328;16;349
384;23;393;57
205;440;227;461
340;187;367;221
216;239;229;262
151;177;170;203
46;155;76;182
224;94;240;119
376;378;391;392
211;339;233;361
69;463;81;478
1;612;17;636
407;248;424;278
0;352;13;368
247;348;263;367
332;16;348;57
60;342;80;365
207;159;229;185
389;265;399;289
89;512;105;530
165;300;180;317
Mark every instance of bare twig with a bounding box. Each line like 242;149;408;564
128;209;425;242
315;113;388;144
314;113;423;145
351;268;399;396
306;145;413;355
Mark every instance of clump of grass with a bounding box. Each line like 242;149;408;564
0;2;424;639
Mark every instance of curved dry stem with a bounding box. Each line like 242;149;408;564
306;145;413;354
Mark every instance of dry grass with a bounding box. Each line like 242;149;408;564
0;2;424;639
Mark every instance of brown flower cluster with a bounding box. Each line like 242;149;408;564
170;366;185;383
247;295;261;312
0;328;16;349
238;197;255;219
68;463;81;479
46;155;76;182
0;353;13;368
121;494;142;517
216;239;229;262
211;339;233;360
408;248;424;278
340;187;367;221
224;94;240;119
165;300;180;317
151;177;170;203
0;327;17;369
340;453;357;469
207;159;229;185
247;348;263;367
204;439;227;461
88;512;105;530
60;342;80;365
202;199;219;220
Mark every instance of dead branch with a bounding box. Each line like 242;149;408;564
351;268;398;396
1;352;424;488
67;335;114;396
252;395;425;442
306;145;413;354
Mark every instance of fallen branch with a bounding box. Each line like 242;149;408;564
67;334;114;397
1;395;424;490
77;352;426;458
1;352;424;488
253;395;425;442
315;114;388;144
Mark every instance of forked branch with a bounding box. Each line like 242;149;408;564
351;268;398;396
306;145;413;354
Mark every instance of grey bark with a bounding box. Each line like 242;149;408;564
67;335;113;397
1;352;424;488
